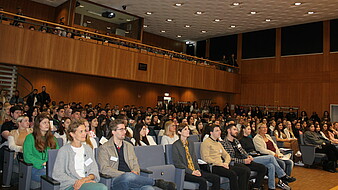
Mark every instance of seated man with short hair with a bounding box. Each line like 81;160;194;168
222;124;267;190
97;119;175;190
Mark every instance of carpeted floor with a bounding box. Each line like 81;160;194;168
277;166;338;190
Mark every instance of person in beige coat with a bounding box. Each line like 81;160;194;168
253;123;294;176
201;125;250;190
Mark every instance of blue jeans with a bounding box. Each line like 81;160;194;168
276;157;294;176
31;167;46;182
254;155;286;189
112;172;155;190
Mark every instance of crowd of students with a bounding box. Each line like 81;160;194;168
1;91;338;189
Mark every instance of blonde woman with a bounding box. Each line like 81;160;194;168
0;104;12;125
8;116;33;157
161;121;179;145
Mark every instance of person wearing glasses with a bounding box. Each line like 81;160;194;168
97;119;175;190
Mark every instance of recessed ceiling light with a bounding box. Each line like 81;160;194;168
201;30;207;33
294;2;302;6
265;18;271;22
214;19;221;22
126;19;131;21
86;20;91;24
185;25;191;28
307;11;314;14
232;2;240;6
230;25;236;28
146;12;152;15
161;30;166;33
195;11;203;15
125;31;129;34
106;26;111;29
79;5;84;8
175;3;183;6
166;18;173;22
143;25;148;28
177;35;182;38
250;11;257;14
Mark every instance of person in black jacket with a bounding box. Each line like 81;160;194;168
172;123;220;190
304;124;338;172
38;86;51;106
26;89;39;107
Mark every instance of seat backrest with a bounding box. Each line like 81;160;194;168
164;144;173;165
46;149;59;177
134;145;165;167
194;142;202;159
57;138;63;147
158;135;163;144
154;130;160;136
299;134;304;145
189;135;200;142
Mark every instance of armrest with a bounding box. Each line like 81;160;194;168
18;159;33;166
4;146;15;153
140;168;153;174
41;175;60;185
99;173;112;179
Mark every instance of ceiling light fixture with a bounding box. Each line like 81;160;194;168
177;35;182;38
106;26;111;29
307;11;314;14
201;30;207;33
143;25;148;28
232;2;240;6
161;30;166;33
294;2;302;6
146;12;152;15
175;3;183;6
250;11;257;14
166;18;173;22
195;11;203;15
265;18;271;22
126;19;131;21
86;20;91;24
79;5;84;8
185;25;191;28
214;19;221;22
230;25;236;28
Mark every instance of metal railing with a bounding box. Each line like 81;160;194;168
0;10;239;73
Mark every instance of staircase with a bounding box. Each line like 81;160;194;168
0;64;17;99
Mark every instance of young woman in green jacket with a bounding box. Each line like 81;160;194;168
23;113;59;182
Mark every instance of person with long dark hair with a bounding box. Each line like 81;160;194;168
131;123;156;146
23;113;59;182
172;123;220;190
54;117;71;145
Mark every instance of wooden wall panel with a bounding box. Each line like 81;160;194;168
0;0;56;21
142;32;185;53
0;24;239;94
240;53;337;114
17;67;234;108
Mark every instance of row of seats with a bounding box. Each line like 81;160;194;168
14;140;238;190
